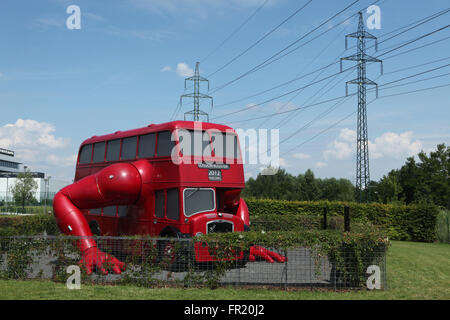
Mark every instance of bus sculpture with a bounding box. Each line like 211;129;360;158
53;121;285;275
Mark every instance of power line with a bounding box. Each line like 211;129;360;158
212;24;450;121
206;0;313;78
245;81;450;177
283;82;450;155
214;6;449;110
209;0;364;93
236;64;450;160
223;66;450;126
200;0;270;64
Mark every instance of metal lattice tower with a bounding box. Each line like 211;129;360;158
340;12;383;202
181;62;213;122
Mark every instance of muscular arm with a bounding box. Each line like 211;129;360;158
53;162;143;274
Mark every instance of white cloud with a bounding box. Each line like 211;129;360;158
292;153;311;160
324;128;356;160
46;154;78;167
0;119;68;151
369;131;422;159
315;161;328;168
104;26;172;42
83;12;105;22
160;66;172;72
176;62;194;77
0;119;71;175
279;157;290;168
323;128;422;161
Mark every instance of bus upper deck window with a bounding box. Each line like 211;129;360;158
138;133;156;158
121;136;138;160
93;142;106;163
79;144;93;164
178;130;211;157
106;139;120;162
156;131;175;157
211;132;240;159
103;206;117;217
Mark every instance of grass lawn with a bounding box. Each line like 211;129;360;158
0;240;449;300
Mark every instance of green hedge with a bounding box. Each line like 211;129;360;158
245;198;440;242
200;227;389;288
0;214;59;237
0;198;440;243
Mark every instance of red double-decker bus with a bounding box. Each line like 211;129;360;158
72;120;249;263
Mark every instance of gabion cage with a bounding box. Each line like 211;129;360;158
0;235;387;290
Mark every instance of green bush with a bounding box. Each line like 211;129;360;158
244;198;440;242
199;228;389;288
435;210;450;243
0;214;59;237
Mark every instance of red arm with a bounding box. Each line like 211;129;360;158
53;162;143;274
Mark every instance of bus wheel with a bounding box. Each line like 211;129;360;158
157;238;192;272
160;241;176;264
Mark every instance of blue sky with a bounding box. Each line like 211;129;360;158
0;0;449;184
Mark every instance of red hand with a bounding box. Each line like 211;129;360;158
79;247;125;275
249;245;287;263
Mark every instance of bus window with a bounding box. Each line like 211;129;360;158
103;206;117;217
93;142;106;163
106;139;120;161
166;189;179;220
234;135;241;160
121;136;138;160
90;208;101;215
183;188;215;217
118;206;128;218
138;133;156;158
211;132;238;159
79;144;93;164
155;190;165;218
178;130;212;157
156;131;175;157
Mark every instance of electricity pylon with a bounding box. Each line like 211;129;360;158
181;62;213;122
340;12;383;202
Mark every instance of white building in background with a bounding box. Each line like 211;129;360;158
0;148;70;203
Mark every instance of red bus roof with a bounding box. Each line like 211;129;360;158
81;121;237;145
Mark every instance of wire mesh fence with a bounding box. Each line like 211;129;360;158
0;235;387;290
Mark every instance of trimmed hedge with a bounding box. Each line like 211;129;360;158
245;198;440;242
0;198;440;243
0;214;59;237
200;227;389;288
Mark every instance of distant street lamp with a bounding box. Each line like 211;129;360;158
5;173;14;213
44;176;51;214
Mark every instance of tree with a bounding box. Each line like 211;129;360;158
242;168;355;202
390;143;449;208
11;169;38;211
370;170;403;204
